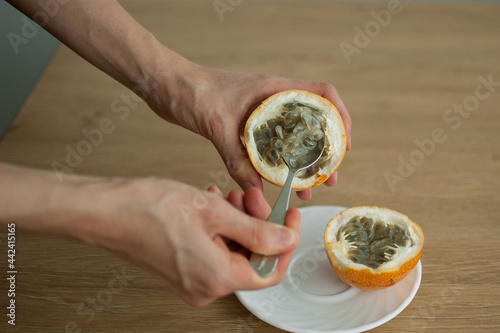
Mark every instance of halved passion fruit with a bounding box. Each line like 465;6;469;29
244;90;347;189
324;206;424;290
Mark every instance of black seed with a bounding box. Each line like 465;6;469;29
293;124;306;134
350;256;359;263
263;128;272;139
285;111;299;121
275;125;284;140
265;155;275;165
349;217;359;225
270;149;279;160
256;142;266;156
373;221;386;240
347;234;358;242
285;140;294;152
303;137;316;147
365;229;374;242
283;102;296;110
267;119;277;131
311;117;320;128
351;249;362;255
361;216;371;226
358;245;369;252
310;107;322;114
276;117;285;127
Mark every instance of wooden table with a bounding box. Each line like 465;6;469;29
1;1;500;332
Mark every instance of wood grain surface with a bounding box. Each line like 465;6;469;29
1;1;500;332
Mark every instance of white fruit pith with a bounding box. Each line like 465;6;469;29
244;90;346;189
325;206;424;274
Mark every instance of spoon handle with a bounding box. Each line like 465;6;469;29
268;167;297;224
249;167;298;277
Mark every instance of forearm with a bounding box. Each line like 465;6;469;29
6;0;189;102
0;163;112;244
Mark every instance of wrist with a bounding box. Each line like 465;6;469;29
0;164;106;241
138;44;217;138
53;176;134;248
6;166;130;249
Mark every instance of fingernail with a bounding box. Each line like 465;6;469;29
208;185;223;195
277;227;296;247
242;182;253;191
214;186;223;195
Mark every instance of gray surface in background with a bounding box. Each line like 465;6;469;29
0;1;59;141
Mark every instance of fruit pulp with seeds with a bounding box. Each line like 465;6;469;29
252;102;328;177
336;216;413;269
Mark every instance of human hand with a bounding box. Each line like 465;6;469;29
144;60;352;200
8;0;350;200
84;178;300;307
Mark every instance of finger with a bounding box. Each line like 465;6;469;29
216;205;299;255
227;189;245;212
296;189;312;201
302;82;351;151
215;131;264;192
224;250;272;290
243;186;271;220
322;86;352;151
324;171;338;187
225;208;302;290
284;207;301;232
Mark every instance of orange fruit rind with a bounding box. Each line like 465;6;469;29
324;206;424;290
244;89;347;190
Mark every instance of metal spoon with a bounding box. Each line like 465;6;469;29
249;130;326;277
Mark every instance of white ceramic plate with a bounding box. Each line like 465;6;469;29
236;206;422;333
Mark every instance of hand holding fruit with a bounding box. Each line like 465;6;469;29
144;63;352;199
